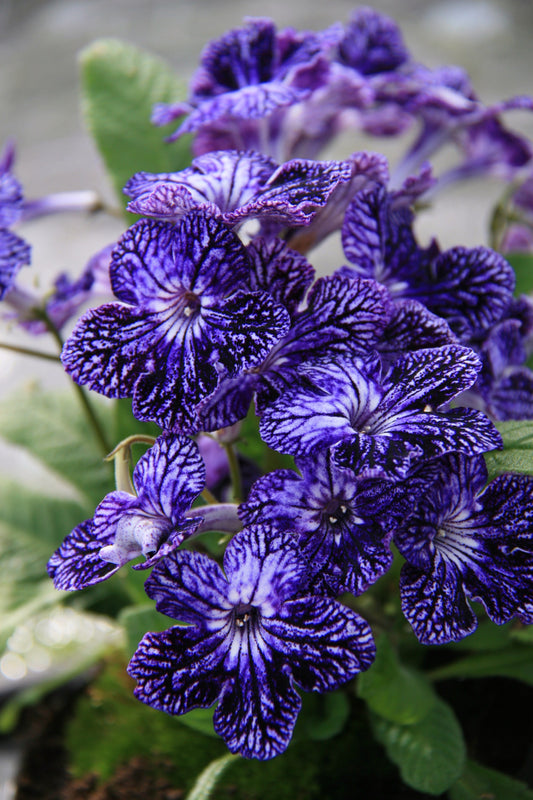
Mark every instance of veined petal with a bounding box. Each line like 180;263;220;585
263;596;375;691
400;559;477;644
128;627;226;715
214;646;300;760
223;527;309;612
145;549;231;626
415;247;515;338
0;228;31;298
133;433;205;521
246;237;314;317
47;520;119;591
125;150;276;219
176;82;309;137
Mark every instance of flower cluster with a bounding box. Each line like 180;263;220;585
36;7;533;762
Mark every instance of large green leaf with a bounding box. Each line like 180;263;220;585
370;698;466;795
449;759;533;800
0;387;114;508
357;634;436;724
0;479;87;646
484;421;533;481
80;38;192;208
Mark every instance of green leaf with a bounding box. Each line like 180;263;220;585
357;634;436;724
118;603;173;657
506;253;533;297
484;421;533;481
0;387;114;508
428;643;533;685
370;698;466;795
449;758;533;800
294;691;350;742
446;619;514;652
178;707;218;738
0;479;88;644
509;624;533;644
80;38;192;208
237;407;295;473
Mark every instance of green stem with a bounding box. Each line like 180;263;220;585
0;341;61;362
39;310;113;457
223;443;242;504
201;487;219;505
105;434;157;460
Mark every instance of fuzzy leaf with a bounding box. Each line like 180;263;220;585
484;421;533;481
80;38;192;208
0;387;114;508
0;480;87;646
294;691;350;742
370;698;466;795
357;634;436;724
428;644;533;685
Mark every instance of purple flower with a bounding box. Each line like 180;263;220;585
240;450;407;596
124;149;354;229
464;297;533;420
154;18;338;141
0;142;30;298
197;271;393;431
259;347;502;478
391;71;533;188
395;453;533;644
341;184;516;339
337;7;409;76
61;213;290;432
127;525;375;759
47;434;206;589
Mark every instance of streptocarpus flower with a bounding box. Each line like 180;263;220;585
240;450;407;596
341;184;516;339
196;271;393;431
153;18;339;141
61;212;290;431
394;453;533;644
128;525;375;759
124;149;354;229
259;347;502;478
47;434;207;589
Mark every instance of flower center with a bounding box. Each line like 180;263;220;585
234;603;259;628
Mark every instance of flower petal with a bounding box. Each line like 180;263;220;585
47;519;119;590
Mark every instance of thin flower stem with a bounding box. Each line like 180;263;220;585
185;753;240;800
38;310;113;457
223;442;243;504
0;340;61;362
104;434;157;460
